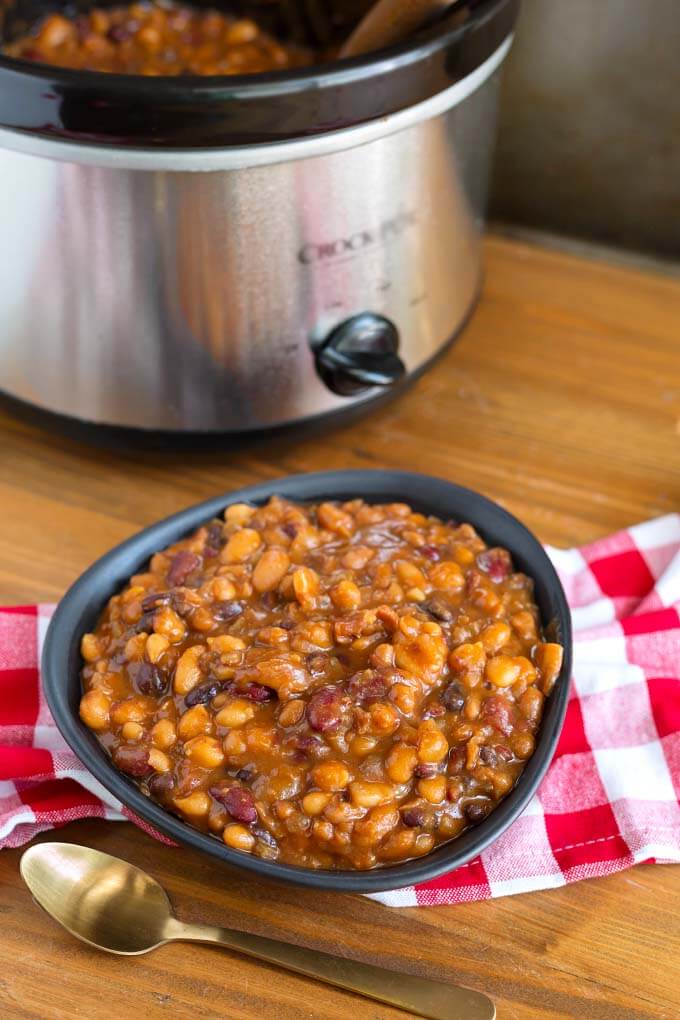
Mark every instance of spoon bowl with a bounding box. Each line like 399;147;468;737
21;842;173;955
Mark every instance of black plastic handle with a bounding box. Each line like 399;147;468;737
316;345;406;388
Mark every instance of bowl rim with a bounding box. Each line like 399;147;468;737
42;469;572;893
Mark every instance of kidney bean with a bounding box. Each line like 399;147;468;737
253;826;278;849
204;521;224;557
422;702;446;719
184;679;223;707
477;548;512;583
261;591;280;610
147;771;176;801
446;746;466;775
347;671;389;704
113;744;152;777
307;686;346;732
135;611;156;634
464;800;490;824
167;550;201;587
240;683;276;703
169;593;195;617
306;653;331;677
295;734;325;757
402;806;428;827
107;24;132;42
420;545;441;562
213;600;244;622
414;762;440;779
210;784;258;825
135;662;167;697
441;682;465;712
478;745;498;766
481;695;516;737
423;595;454;622
141;591;172;613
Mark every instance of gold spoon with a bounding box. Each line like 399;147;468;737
21;842;494;1020
340;0;463;60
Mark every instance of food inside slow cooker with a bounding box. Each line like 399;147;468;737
3;1;314;74
79;496;564;870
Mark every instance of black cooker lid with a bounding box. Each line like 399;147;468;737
0;0;518;147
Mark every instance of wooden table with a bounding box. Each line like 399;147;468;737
0;237;678;1019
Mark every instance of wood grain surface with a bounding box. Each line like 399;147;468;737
0;237;678;1019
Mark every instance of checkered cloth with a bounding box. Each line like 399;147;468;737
1;516;679;906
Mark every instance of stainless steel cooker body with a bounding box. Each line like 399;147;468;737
0;6;516;434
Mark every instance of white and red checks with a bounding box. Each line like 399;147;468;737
1;515;679;907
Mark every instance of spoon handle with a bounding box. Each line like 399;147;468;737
166;919;494;1020
340;0;460;59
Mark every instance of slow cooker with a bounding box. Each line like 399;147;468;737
0;0;518;435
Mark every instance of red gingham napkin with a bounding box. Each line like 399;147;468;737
1;516;679;906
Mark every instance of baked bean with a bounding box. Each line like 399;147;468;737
80;496;561;870
124;633;148;662
148;748;172;772
173;791;211;818
121;721;145;742
519;686;544;726
146;632;170;664
110;696;155;727
378;829;418;860
511;731;535;759
151;718;177;750
535;643;564;693
278;699;305;728
395;560;428;590
185;735;225;768
302;792;331;816
464;693;482;721
353;804;400;847
223;824;256;851
369;702;400;734
429;561;465;591
253;549;290;593
178;704;212;741
154;606;186;643
173;644;207;695
511;610;538;642
223;730;247;756
416;721;449;763
215;699;256;728
81;633;102;663
350;735;378;756
311;761;350;792
418;776;447;803
480;622;511;654
350;781;394;808
486;655;522;688
390;683;417;715
330;579;362;612
225;503;255;526
79;689;111;730
293;566;320;606
386;743;418;784
317;502;353;537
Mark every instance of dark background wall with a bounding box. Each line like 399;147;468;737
490;0;680;258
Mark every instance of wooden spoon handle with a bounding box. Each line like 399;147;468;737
340;0;457;59
168;919;495;1020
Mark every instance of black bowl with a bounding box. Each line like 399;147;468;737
42;470;572;893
